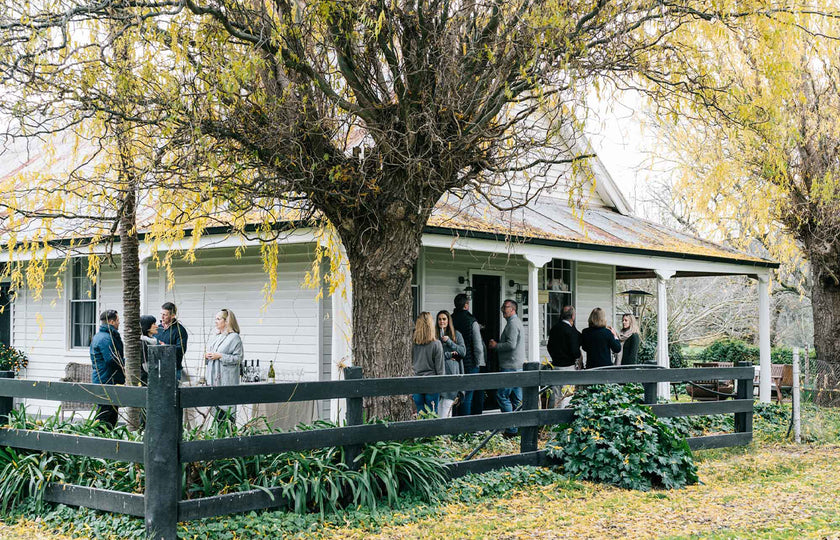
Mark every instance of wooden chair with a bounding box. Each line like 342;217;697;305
59;362;93;420
687;361;735;401
753;363;794;403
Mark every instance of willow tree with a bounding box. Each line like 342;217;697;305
648;7;840;401
2;1;780;417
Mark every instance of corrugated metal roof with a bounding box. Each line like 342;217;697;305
428;193;775;266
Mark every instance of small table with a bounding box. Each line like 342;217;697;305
182;381;318;432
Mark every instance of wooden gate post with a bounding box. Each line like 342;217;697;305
343;366;364;470
520;362;541;453
735;361;754;436
0;370;14;424
145;345;180;540
643;380;658;405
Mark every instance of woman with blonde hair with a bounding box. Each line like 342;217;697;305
204;308;244;422
411;312;444;416
580;307;620;369
616;313;641;365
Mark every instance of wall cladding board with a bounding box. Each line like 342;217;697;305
151;244;321;382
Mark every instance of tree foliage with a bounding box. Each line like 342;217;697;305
644;4;840;390
1;1;814;417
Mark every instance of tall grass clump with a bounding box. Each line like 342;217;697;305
0;408;446;517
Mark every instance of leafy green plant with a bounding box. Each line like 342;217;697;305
696;339;758;365
0;407;446;518
546;384;699;491
448;466;577;505
0;343;28;373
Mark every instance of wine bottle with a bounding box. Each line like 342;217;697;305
268;360;276;384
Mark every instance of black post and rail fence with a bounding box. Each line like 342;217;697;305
0;346;755;539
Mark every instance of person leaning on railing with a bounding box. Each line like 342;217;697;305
411;312;444;416
89;309;125;429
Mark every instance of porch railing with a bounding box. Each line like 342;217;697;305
0;346;754;539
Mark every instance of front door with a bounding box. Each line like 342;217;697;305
470;274;502;414
0;284;11;347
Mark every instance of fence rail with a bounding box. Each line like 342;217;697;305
0;346;755;540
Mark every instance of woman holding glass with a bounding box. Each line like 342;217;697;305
204;309;244;422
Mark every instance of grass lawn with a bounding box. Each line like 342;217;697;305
2;401;838;539
4;443;840;539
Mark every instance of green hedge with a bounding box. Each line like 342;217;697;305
694;339;814;365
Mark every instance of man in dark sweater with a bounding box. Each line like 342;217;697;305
546;305;581;408
156;302;189;381
452;293;486;416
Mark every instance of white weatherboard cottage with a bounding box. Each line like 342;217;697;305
0;147;779;418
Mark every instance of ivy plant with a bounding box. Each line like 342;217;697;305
546;384;699;491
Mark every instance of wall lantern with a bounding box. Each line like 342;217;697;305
620;289;652;318
508;280;528;306
457;275;474;298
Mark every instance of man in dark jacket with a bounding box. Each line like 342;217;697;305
452;293;486;416
546;305;581;408
156;302;189;381
90;309;125;428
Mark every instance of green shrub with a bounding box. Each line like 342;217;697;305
546;384;698;491
696;339;758;365
638;317;686;368
448;466;577;504
0;407;446;517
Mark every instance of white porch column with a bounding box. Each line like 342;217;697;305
655;269;675;399
330;250;353;423
758;273;772;403
138;249;152;316
524;254;552;366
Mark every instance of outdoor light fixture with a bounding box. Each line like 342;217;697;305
620;289;653;317
457;275;474;298
508;280;528;306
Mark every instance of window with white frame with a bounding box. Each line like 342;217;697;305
70;258;97;348
542;259;573;341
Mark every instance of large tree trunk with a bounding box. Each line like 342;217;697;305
119;181;143;429
339;211;426;421
810;266;840;406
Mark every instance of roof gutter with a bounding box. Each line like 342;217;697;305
422;226;780;270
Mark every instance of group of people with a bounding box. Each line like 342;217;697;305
411;294;526;435
89;303;243;427
410;296;641;436
547;306;641;370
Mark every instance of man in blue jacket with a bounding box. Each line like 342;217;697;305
90;309;125;428
156;302;189;381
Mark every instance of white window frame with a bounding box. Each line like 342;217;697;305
541;259;575;342
68;257;99;350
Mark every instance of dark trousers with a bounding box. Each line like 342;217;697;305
459;366;482;416
94;405;119;429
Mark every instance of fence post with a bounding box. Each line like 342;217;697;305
735;360;754;435
520;362;541;453
792;347;801;443
0;370;13;425
643;381;658;405
343;366;364;470
145;345;180;540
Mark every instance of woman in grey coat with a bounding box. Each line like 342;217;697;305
204;309;244;422
436;310;466;418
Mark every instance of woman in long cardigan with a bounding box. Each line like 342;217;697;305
436;310;466;418
204;309;244;422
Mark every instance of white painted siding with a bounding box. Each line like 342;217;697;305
422;247;531;360
150;245;321;383
13;245;323;416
